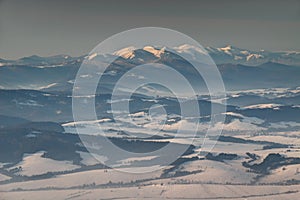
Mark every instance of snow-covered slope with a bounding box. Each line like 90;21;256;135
9;152;80;176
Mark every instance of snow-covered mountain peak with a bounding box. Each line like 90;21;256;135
220;45;233;51
142;46;166;58
217;45;243;55
113;46;136;59
174;44;207;55
87;53;98;60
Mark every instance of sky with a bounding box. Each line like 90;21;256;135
0;0;299;59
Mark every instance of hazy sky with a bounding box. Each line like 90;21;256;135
0;0;299;59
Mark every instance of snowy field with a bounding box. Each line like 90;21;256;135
1;184;299;200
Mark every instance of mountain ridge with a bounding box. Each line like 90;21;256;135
1;45;300;67
1;45;300;92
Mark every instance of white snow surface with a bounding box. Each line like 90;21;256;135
9;152;80;176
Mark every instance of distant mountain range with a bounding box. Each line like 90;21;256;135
0;45;300;92
206;45;300;66
1;45;300;66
